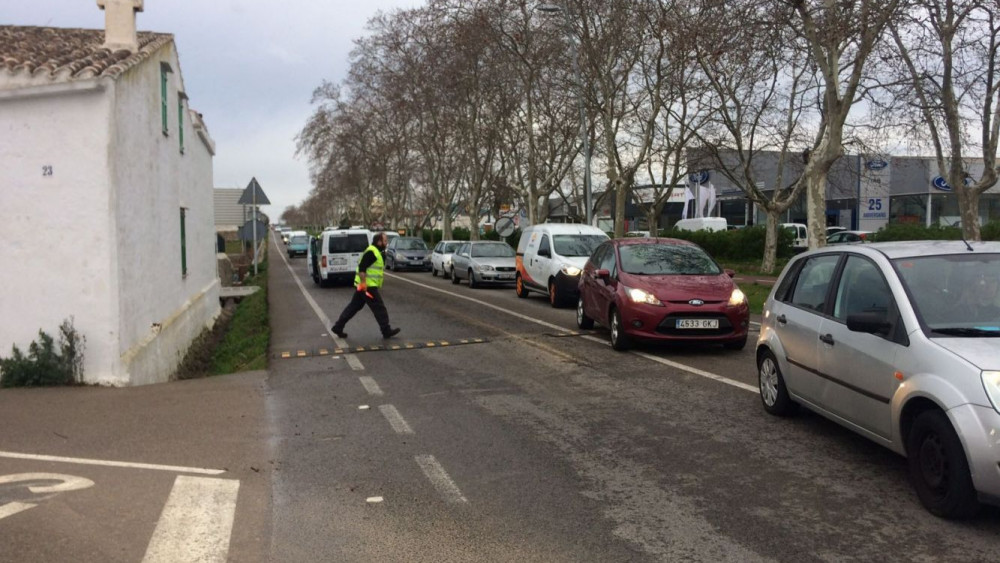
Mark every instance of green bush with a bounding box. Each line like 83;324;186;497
0;319;85;387
660;225;795;261
981;221;1000;241
870;223;962;242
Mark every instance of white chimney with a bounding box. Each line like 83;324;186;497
97;0;144;53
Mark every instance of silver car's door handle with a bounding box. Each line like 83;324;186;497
819;334;835;346
776;314;787;325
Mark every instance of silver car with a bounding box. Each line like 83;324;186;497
451;241;517;287
757;240;1000;518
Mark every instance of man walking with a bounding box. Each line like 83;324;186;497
331;232;401;339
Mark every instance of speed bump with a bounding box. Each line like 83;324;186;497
273;337;489;360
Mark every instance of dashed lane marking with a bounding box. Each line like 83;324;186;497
272;338;488;360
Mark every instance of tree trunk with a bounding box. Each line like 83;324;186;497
442;210;453;241
805;172;827;249
762;211;780;274
614;179;627;238
958;186;982;240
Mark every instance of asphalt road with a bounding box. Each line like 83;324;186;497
266;233;1000;562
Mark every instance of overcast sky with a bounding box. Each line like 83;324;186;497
6;0;423;220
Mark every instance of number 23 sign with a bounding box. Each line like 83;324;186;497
0;473;95;521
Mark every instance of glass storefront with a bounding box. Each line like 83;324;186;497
890;193;1000;227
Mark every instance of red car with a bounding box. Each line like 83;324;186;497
577;238;750;351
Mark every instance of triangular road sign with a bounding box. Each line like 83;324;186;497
238;177;270;205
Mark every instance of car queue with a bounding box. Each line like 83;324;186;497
280;223;1000;520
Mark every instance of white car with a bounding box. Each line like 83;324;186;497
431;240;462;278
826;230;872;245
515;223;609;307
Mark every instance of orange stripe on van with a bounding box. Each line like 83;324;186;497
516;255;537;285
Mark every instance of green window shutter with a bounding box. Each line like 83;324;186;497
178;96;184;153
180;208;187;277
160;62;172;135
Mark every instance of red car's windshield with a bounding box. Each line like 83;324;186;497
619;244;720;275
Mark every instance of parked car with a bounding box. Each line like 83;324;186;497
674;217;728;232
756;240;1000;518
516;223;609;307
826;226;847;236
826;230;872;245
781;223;808;251
314;229;373;286
385;237;431;271
451;241;517;287
431;240;462;278
287;231;309;258
577;238;750;351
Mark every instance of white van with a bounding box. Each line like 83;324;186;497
516;223;609;307
781;223;808;250
674;217;728;232
315;229;373;286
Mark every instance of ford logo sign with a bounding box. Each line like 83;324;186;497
932;176;953;191
688;299;705;306
866;158;888;171
687;170;710;185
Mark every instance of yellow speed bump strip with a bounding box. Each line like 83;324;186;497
273;338;489;360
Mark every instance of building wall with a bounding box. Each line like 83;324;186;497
109;42;220;386
0;83;123;383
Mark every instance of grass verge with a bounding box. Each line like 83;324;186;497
211;262;270;374
739;282;773;315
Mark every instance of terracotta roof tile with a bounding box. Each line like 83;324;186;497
0;25;172;82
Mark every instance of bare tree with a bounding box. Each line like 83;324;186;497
785;0;903;248
887;0;1000;238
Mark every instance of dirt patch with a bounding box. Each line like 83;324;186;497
174;299;239;380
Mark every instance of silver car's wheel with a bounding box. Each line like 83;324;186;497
757;350;795;416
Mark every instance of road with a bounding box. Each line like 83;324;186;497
2;232;998;562
265;233;1000;562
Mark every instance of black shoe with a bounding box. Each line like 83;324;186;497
332;327;348;339
383;328;401;339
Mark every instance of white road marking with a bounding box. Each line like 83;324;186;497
366;496;384;503
0;472;95;493
390;274;758;395
379;405;414;435
0;502;35;521
276;233;365;371
0;451;225;475
0;473;96;522
359;376;384;396
415;454;467;504
142;476;240;563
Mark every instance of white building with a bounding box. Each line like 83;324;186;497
0;0;220;386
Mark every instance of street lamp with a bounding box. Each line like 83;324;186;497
537;2;593;226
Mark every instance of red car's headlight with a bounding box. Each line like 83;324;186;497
626;286;663;306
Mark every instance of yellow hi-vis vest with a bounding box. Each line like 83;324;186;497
355;245;384;288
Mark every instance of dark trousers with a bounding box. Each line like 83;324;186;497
333;287;391;335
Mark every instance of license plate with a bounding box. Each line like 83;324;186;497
676;319;719;329
498;274;514;280
332;258;347;265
